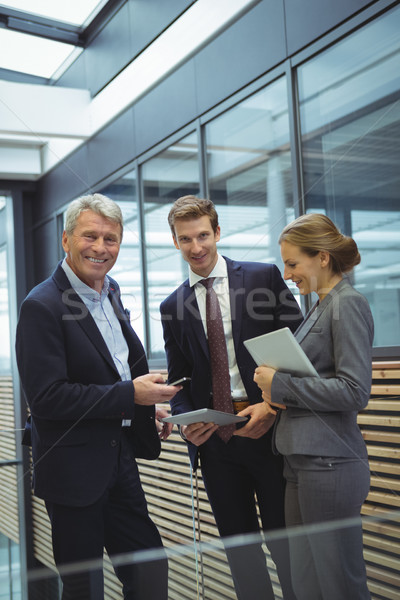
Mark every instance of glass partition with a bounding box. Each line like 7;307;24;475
205;77;295;281
0;512;21;600
17;510;400;600
298;4;400;347
0;196;23;600
141;132;201;359
0;248;11;374
97;170;146;344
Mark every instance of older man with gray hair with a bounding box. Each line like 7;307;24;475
16;193;180;600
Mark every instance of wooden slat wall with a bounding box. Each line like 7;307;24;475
26;362;400;599
0;375;19;544
359;361;400;600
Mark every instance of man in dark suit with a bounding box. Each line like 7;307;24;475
160;196;303;600
16;193;180;600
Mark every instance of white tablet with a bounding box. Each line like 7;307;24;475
244;327;319;377
161;408;248;426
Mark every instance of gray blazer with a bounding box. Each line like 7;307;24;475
272;277;374;459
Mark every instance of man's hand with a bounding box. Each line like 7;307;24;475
182;422;219;446
155;407;173;440
133;373;181;406
233;401;277;439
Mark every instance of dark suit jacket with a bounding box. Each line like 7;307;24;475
160;257;303;467
16;262;160;507
272;277;374;459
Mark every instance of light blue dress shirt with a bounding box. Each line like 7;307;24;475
62;259;132;425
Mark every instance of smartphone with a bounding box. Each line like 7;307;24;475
167;377;191;386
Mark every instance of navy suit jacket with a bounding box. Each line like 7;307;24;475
16;263;160;506
160;257;303;467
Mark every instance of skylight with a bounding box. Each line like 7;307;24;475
0;0;108;26
0;28;78;78
0;0;109;78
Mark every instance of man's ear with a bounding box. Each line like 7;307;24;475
61;230;69;253
172;235;179;250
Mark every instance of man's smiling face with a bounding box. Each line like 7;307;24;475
173;215;220;277
62;209;121;293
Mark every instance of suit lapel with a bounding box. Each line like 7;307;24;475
180;257;245;359
53;264;119;374
295;278;349;344
108;282;148;377
226;258;244;355
182;280;210;360
295;305;320;344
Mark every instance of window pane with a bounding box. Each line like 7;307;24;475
142;132;200;359
0;29;77;78
0;248;11;374
1;0;108;26
99;171;145;345
298;5;400;347
205;77;297;296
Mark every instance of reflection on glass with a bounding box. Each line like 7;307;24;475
0;531;21;600
205;77;297;298
206;77;295;258
20;511;400;600
298;5;400;347
142;132;201;359
0;248;11;375
98;171;145;344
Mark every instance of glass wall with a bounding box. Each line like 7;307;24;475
0;248;11;374
0;532;21;600
142;132;201;359
205;76;295;272
204;76;300;310
64;4;400;356
98;170;145;343
0;197;22;600
298;4;400;347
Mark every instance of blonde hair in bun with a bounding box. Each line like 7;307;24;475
279;213;360;274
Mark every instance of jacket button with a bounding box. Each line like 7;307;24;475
111;440;118;447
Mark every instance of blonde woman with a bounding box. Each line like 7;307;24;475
254;214;373;600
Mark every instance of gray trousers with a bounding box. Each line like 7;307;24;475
284;454;371;600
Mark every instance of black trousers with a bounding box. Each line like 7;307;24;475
199;433;296;600
45;432;167;600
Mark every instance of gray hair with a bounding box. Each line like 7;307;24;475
64;193;123;241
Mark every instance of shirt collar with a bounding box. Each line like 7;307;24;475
61;258;110;301
189;254;227;287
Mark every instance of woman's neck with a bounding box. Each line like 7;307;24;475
317;273;343;301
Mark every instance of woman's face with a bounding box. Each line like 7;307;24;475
280;241;325;296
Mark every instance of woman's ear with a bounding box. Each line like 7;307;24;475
320;251;330;268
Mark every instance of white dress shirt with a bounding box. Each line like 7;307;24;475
189;254;247;399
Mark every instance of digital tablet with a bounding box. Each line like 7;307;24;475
244;327;319;377
161;408;248;426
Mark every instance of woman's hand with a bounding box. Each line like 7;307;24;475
254;366;276;396
262;391;286;410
